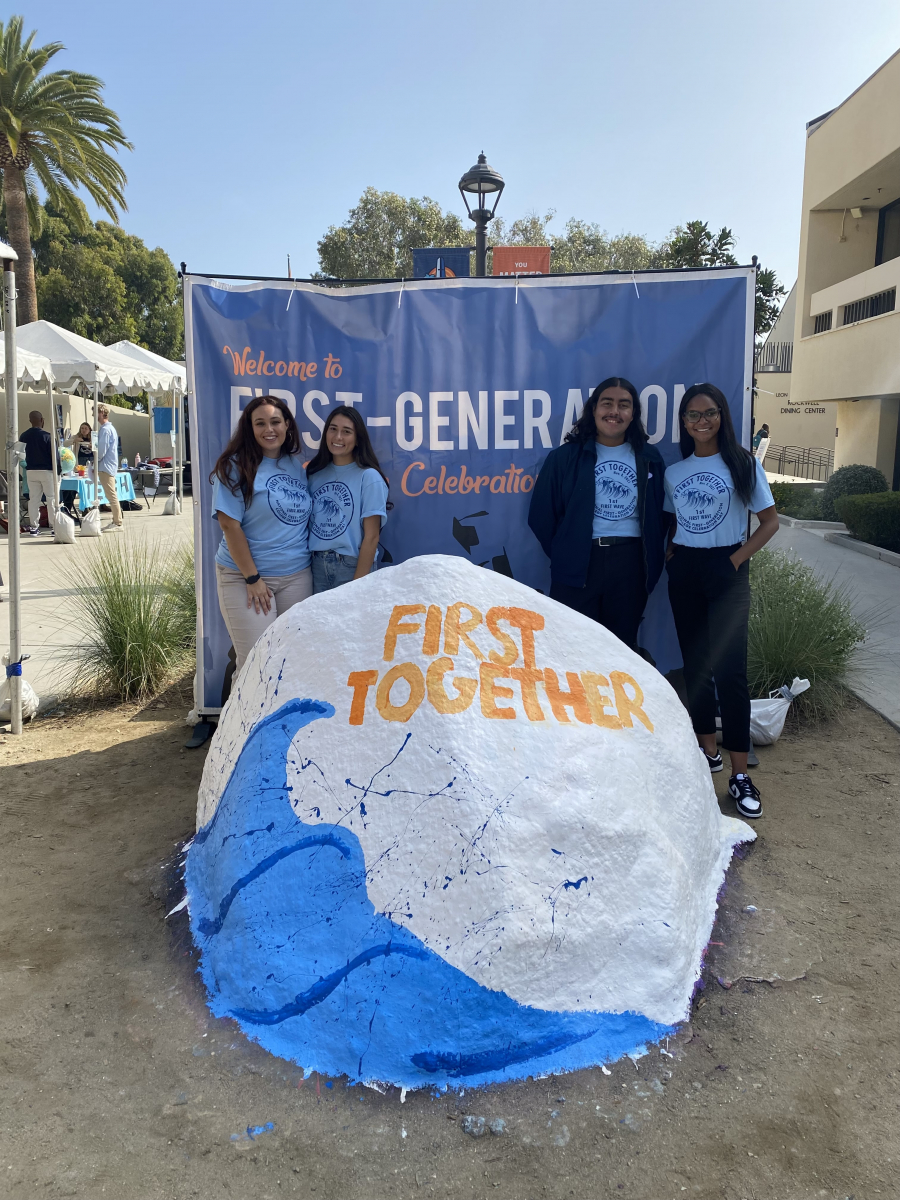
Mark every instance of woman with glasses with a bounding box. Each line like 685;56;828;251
664;383;779;820
528;377;667;651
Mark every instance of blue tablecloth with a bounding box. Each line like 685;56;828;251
58;472;137;508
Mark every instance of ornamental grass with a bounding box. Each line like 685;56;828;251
72;539;196;704
748;549;866;721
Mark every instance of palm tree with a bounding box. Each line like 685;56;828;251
0;16;130;324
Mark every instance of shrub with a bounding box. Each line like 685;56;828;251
835;491;900;553
72;539;196;703
769;482;823;520
748;549;865;720
822;463;888;520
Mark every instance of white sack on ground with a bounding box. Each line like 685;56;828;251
186;555;753;1089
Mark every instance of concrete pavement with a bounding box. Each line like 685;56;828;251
768;522;900;729
0;497;194;702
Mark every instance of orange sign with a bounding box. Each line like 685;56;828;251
344;601;654;732
491;246;551;276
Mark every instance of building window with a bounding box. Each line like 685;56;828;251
842;287;896;326
813;311;832;334
875;197;900;266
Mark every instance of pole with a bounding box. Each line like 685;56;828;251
46;378;58;527
3;257;22;733
177;386;185;505
474;212;487;277
92;382;99;508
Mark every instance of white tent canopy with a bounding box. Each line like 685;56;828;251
107;340;186;391
0;345;54;386
15;321;179;395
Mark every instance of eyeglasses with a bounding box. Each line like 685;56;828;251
684;408;721;424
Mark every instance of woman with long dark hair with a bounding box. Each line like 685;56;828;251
527;377;667;650
209;395;312;671
664;383;779;820
306;405;390;593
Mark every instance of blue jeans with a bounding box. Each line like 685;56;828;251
312;550;362;594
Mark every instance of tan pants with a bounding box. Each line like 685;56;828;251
216;564;313;671
98;470;123;526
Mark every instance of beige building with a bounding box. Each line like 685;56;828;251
789;48;900;487
754;285;837;469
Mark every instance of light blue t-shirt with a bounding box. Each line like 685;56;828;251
593;442;641;538
212;454;312;575
308;462;388;558
664;453;774;547
97;422;119;475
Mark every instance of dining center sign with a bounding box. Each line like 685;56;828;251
184;268;756;715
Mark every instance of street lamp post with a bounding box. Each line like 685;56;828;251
458;152;505;278
1;239;22;733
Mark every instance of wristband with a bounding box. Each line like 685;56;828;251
244;572;261;585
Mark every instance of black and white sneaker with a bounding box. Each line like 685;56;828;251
701;748;723;773
729;774;763;819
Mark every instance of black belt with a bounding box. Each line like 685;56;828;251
593;536;640;547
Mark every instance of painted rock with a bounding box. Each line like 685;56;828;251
186;554;752;1089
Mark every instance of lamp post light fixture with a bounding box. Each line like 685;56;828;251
458;152;504;278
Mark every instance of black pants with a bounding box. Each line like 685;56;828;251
667;544;751;753
550;540;647;650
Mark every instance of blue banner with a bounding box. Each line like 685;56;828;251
186;271;754;712
412;247;472;278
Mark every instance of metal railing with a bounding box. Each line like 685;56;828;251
842;286;895;327
813;311;833;334
755;340;793;372
764;443;834;481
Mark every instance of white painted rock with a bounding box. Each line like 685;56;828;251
186;554;752;1089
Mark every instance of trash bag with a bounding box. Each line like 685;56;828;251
80;507;103;537
163;492;181;515
0;655;40;721
749;677;811;745
53;508;77;544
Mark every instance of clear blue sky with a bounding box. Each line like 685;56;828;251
26;0;900;287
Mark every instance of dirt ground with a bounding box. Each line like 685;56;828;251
1;680;897;1200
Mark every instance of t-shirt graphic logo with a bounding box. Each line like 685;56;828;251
673;471;730;533
594;459;637;521
266;474;312;526
311;481;354;540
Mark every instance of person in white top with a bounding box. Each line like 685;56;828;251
664;383;779;821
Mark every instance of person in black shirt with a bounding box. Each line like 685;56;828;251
21;410;59;534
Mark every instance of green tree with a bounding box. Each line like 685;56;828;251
491;210;666;273
662;220;786;337
27;202;183;358
663;219;738;268
316;187;471;279
755;265;787;338
0;16;130;325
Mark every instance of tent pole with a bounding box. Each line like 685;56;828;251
46;377;58;527
171;383;177;510
3;254;22;733
177;385;184;504
92;382;99;509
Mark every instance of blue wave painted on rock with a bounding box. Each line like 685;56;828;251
185;695;673;1089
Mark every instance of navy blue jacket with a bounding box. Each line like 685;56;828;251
528;438;668;592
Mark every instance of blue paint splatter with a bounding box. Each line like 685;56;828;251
185;697;674;1090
